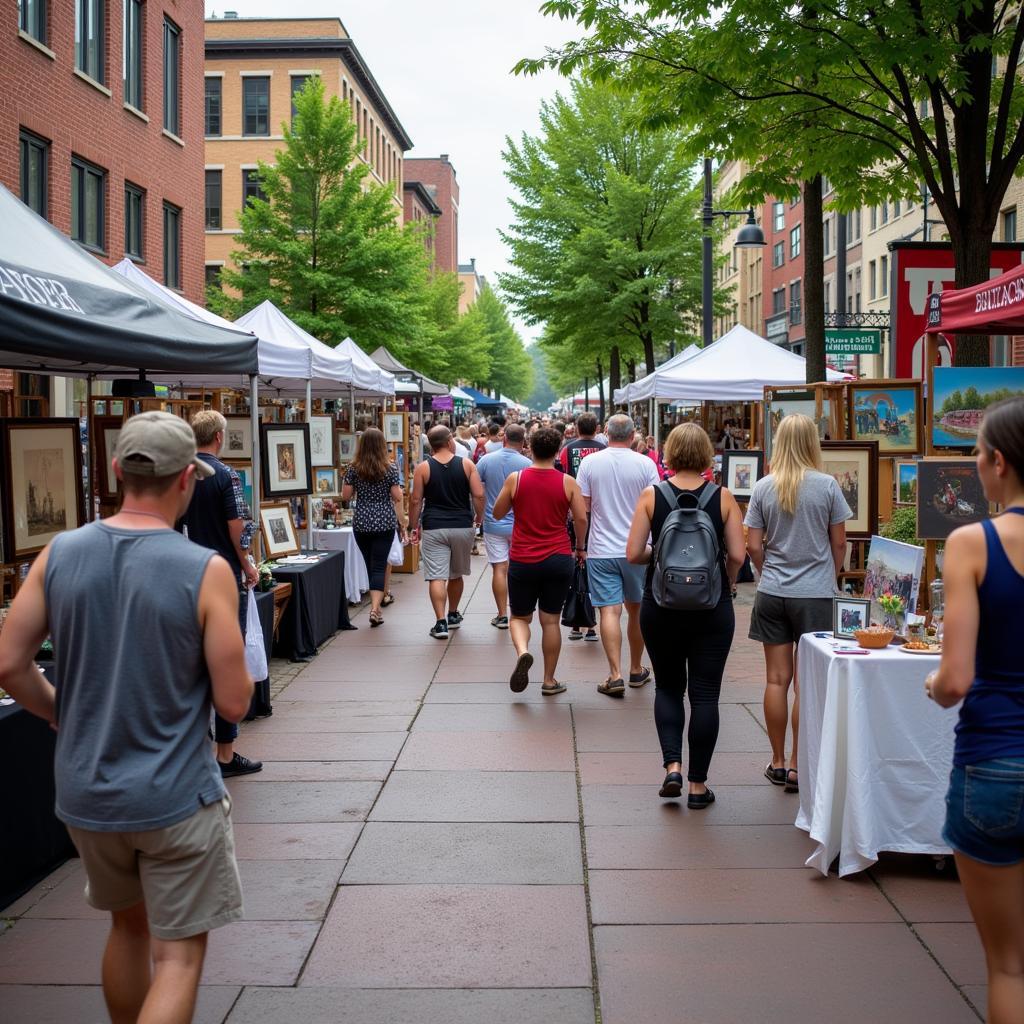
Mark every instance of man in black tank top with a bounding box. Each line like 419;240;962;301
409;425;485;639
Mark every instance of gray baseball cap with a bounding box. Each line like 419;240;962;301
114;411;215;479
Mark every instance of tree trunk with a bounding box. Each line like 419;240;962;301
802;177;827;384
583;376;589;412
596;357;606;426
609;346;622;405
627;359;637;383
952;224;995;366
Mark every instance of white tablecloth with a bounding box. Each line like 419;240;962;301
796;634;960;876
313;528;402;602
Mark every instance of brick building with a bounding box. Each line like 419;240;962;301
402;155;459;274
1;0;206;303
204;16;412;282
762;195;806;354
403;180;442;270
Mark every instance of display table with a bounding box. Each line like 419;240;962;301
313;528;403;602
796;634;959;876
269;550;353;660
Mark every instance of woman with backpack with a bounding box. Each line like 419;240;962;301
744;414;851;794
626;423;746;806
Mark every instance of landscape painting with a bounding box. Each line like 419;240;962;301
895;461;918;505
848;381;922;454
932;367;1024;449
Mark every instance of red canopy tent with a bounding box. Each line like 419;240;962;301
925;262;1024;335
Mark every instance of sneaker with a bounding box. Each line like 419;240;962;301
447;611;464;630
430;619;449;640
491;615;509;629
568;628;583;641
584;629;599;642
219;752;263;778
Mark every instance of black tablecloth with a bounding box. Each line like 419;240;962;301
245;589;276;719
0;665;75;910
270;550;353;660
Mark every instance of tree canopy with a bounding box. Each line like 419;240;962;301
472;286;534;401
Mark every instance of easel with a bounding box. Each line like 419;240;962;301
920;334;943;611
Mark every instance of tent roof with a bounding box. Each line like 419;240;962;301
0;184;258;376
451;386;474;402
925;262;1024;335
335;337;395;395
459;385;505;407
369;345;448;395
614;344;702;404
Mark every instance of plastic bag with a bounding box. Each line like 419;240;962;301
244;587;268;682
561;561;597;629
388;530;404;566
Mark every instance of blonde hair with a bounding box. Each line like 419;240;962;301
191;410;227;447
663;422;714;473
771;414;822;514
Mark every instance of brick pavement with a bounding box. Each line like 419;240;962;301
0;557;986;1022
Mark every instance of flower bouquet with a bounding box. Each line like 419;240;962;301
877;592;906;634
256;561;276;592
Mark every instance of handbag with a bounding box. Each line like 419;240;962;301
561;561;597;629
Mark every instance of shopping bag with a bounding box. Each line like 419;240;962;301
388;530;404;566
561;561;597;629
244;587;268;683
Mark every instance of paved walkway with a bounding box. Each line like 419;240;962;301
0;557;986;1022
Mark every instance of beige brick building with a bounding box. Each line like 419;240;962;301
713;160;764;338
203;16;412;283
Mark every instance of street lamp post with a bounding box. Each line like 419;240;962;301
701;157;766;347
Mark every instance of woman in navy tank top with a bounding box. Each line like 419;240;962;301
927;397;1024;1023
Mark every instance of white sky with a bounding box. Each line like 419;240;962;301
205;0;577;343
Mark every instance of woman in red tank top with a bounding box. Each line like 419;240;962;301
493;427;588;696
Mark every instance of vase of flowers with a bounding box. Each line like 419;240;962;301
256;562;275;592
877;592;906;636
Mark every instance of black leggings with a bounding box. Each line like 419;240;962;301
640;596;735;781
355;529;394;592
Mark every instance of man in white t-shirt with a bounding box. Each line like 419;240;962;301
576;414;660;698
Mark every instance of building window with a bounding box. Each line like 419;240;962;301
823;217;831;257
242;169;266;207
790;224;801;259
75;0;104;83
894;199;901;218
163;202;181;290
71;157;105;251
880;202;889;225
123;0;143;109
19;130;48;217
880;255;889;297
773;201;785;232
19;0;46;43
868;260;877;300
291;75;309;125
1003;207;1017;242
205;170;222;230
124;183;144;259
870;206;877;231
205;265;222;290
163;19;180;135
824;280;831;312
789;280;802;325
772;287;786;315
772;241;785;268
243;76;270;136
204;78;222;137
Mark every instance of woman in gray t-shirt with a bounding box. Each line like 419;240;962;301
744;414;851;794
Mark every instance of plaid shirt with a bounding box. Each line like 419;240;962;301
226;463;255;551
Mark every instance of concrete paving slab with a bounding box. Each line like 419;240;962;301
226;781;381;823
395;729;575;771
868;857;972;922
282;679;431;701
226;760;393;783
235;860;343;920
246;713;413;734
578;750;768;786
0;984;241;1024
237;731;407;762
411;702;572;731
914;923;988;986
204;921;321;986
230;822;362;860
582;783;797;826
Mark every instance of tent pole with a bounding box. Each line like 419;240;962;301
306;378;313;553
86;373;95;521
249;375;260;562
349;386;355;434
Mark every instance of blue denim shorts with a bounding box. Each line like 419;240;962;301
943;758;1024;866
587;557;646;607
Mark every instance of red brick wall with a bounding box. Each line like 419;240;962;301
0;0;206;303
403;157;458;275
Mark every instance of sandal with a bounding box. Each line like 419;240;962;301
764;764;787;786
369;611;384;628
784;768;799;793
541;681;566;695
381;593;395;607
597;677;625;698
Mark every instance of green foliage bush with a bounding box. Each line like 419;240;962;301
881;506;923;548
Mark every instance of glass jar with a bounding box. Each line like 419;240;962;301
930;579;945;642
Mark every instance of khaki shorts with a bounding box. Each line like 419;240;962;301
66;797;243;941
421;527;475;580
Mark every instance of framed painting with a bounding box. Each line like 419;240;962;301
833;596;871;640
916;457;990;540
258;501;301;560
335;431;356;464
863;535;924;628
932;366;1024;450
820;440;879;539
233;463;254;517
222;415;253;461
764;390;832;463
314;467;339;497
894;460;918;506
260;423;312;499
93;415;123;501
848;380;923;455
383;412;407;445
721;449;764;500
309;415;335;467
1;418;85;559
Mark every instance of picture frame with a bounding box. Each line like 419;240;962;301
92;415;123;501
894;460;918;506
222;415;253;461
382;412;407;445
916;457;990;541
932;366;1024;450
863;535;924;629
1;418;85;560
258;501;301;559
260;423;312;499
833;596;871;640
232;463;254;517
721;449;765;500
335;431;356;464
848;380;923;455
308;415;335;467
820;440;879;539
314;467;339;497
764;389;832;463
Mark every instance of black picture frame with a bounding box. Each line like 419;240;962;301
259;422;312;499
721;449;765;500
833;596;871;640
915;457;990;541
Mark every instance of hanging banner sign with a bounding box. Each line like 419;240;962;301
825;329;882;355
431;395;454;411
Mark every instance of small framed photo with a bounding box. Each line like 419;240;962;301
309;415;335;467
93;415;123;501
833;596;871;640
820;440;879;539
222;415;253;461
259;501;301;559
336;431;356;464
382;412;407;445
894;460;918;506
260;423;312;499
721;450;764;500
314;467;339;496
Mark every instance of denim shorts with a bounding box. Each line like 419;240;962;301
588;557;646;607
943;757;1024;866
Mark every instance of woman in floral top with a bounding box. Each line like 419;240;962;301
341;428;407;626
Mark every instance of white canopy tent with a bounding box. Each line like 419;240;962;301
614;344;702;404
335;337;395;396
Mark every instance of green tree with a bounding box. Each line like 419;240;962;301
525;342;558;410
210;76;431;351
521;0;1024;366
499;79;715;390
473;286;534;401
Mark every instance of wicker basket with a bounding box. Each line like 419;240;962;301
854;628;895;649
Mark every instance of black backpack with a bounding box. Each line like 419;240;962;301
650;482;722;611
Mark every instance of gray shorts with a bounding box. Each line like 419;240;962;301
421;527;475;581
749;592;834;645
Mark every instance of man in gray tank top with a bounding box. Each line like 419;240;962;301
0;412;253;1024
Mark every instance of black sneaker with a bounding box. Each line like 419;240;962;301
568;628;583;641
430;619;449;640
447;611;464;630
219;752;263;778
584;629;599;642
